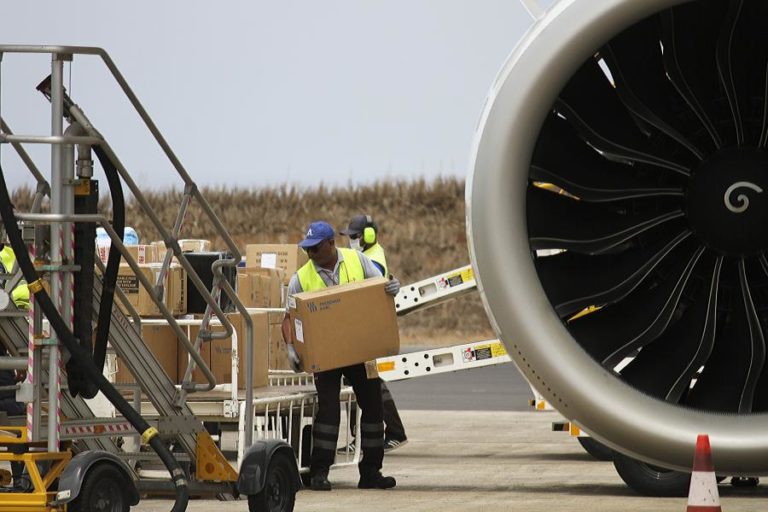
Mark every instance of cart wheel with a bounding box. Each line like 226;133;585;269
613;452;690;497
300;472;312;488
248;452;296;512
577;437;614;461
69;463;130;512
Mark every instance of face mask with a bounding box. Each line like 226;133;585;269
349;238;362;252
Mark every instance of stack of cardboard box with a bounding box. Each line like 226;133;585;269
237;268;284;308
245;244;308;285
114;323;179;384
116;261;188;317
240;244;310;370
177;312;270;388
116;312;270;389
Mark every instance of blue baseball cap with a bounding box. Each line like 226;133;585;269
298;221;335;248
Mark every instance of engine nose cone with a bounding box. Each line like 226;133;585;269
686;149;768;256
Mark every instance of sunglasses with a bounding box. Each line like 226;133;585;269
306;239;329;254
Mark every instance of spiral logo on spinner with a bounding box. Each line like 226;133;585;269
724;181;763;214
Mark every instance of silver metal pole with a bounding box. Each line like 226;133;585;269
47;53;67;452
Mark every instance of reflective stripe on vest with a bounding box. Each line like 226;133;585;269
0;247;29;308
363;243;387;277
296;248;365;292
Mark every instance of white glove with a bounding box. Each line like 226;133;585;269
385;276;400;296
287;344;302;373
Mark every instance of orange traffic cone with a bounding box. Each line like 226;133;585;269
686;434;721;512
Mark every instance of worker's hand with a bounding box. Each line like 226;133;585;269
385;276;400;296
287;344;302;373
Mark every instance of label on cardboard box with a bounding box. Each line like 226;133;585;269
116;274;139;294
260;253;277;269
287;296;296;309
294;319;304;343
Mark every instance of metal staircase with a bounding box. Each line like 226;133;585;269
0;45;259;496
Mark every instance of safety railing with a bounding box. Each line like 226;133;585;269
0;45;262;446
237;388;361;473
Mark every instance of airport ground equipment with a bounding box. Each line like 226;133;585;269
467;0;768;496
0;45;300;512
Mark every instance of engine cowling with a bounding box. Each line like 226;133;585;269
468;0;768;475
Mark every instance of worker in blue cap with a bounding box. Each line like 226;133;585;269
282;221;400;491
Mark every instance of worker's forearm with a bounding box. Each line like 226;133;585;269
281;315;292;345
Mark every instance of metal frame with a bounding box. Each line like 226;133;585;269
0;45;259;505
0;427;71;512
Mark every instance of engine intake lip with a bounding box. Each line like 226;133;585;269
467;0;768;475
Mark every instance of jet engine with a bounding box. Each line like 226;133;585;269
468;0;768;494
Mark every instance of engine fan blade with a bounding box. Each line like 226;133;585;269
760;254;768;278
535;228;690;317
684;260;762;413
712;0;768;147
660;1;731;149
555;58;691;176
618;255;721;402
531;114;685;202
527;186;683;254
735;259;766;412
716;0;746;145
567;242;704;363
665;255;723;403
601;16;707;160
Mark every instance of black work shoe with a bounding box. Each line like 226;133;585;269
310;472;332;491
358;472;396;489
384;438;408;452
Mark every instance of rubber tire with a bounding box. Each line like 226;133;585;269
247;452;297;512
613;452;691;497
68;463;130;512
577;437;614;461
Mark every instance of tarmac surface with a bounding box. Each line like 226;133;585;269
136;363;768;511
139;409;768;512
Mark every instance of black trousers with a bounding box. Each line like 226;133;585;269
349;381;406;441
311;363;384;476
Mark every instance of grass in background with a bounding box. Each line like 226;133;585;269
12;177;495;345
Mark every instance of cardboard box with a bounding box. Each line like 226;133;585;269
237;267;284;308
288;277;399;372
117;263;188;317
208;312;269;388
125;244;159;265
179;239;212;252
269;322;291;370
245;244;307;284
177;324;212;385
115;324;178;384
98;244;158;265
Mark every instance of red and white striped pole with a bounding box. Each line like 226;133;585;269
686;434;721;512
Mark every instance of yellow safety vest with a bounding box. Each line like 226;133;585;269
0;246;29;309
363;243;388;277
297;248;365;292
